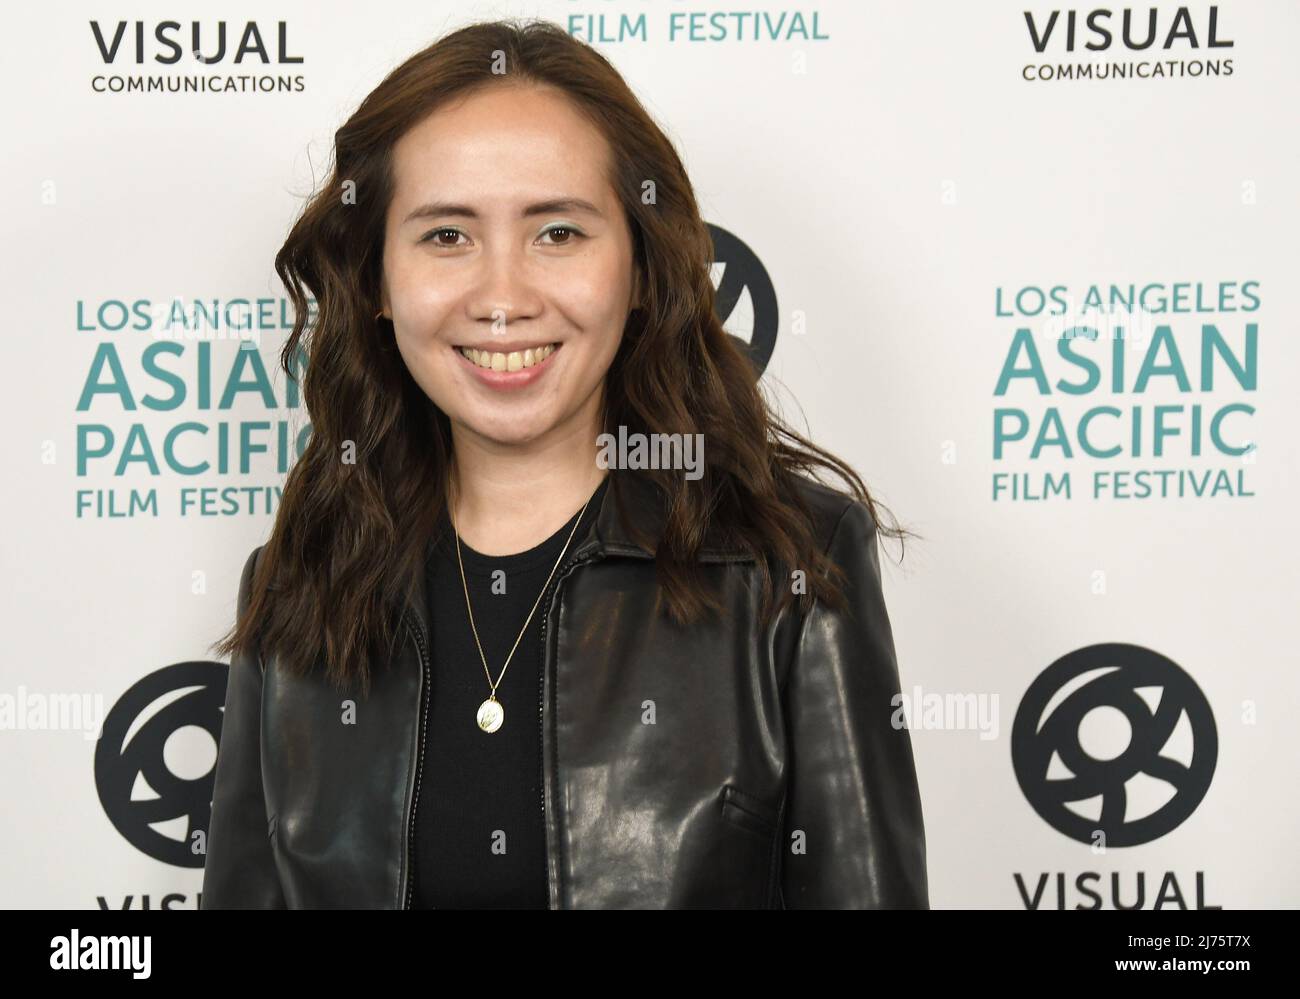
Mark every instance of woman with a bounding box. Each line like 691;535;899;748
201;18;928;909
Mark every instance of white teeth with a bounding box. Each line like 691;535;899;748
457;343;556;369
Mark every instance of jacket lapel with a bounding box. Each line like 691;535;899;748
404;470;756;644
588;471;758;563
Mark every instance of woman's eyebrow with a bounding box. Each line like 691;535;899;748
402;197;604;224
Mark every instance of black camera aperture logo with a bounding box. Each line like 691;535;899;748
708;223;778;377
1012;643;1216;847
94;661;228;867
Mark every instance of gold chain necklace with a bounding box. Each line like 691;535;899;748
450;489;594;734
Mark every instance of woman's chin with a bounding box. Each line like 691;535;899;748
451;409;560;448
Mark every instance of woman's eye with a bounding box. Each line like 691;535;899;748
421;227;465;247
539;225;583;246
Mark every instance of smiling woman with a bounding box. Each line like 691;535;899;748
379;84;637;452
202;17;928;911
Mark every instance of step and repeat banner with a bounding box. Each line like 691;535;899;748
2;1;1297;908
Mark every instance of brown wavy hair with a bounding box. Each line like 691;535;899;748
212;17;915;697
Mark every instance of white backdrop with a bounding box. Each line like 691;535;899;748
2;0;1297;908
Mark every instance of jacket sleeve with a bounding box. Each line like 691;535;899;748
779;500;929;908
200;544;287;909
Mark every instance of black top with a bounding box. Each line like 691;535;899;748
412;475;609;909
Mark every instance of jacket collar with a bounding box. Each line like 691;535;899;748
580;471;757;564
403;471;754;639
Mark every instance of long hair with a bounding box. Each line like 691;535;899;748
212;18;917;697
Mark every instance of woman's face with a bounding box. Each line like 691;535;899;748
380;82;639;450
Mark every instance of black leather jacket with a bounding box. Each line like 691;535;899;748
200;473;928;908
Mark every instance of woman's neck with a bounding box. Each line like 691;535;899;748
446;414;608;557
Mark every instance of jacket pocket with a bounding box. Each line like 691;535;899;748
719;783;778;839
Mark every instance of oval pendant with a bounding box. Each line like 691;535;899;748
476;697;504;733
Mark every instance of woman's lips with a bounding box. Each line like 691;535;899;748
452;341;562;390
